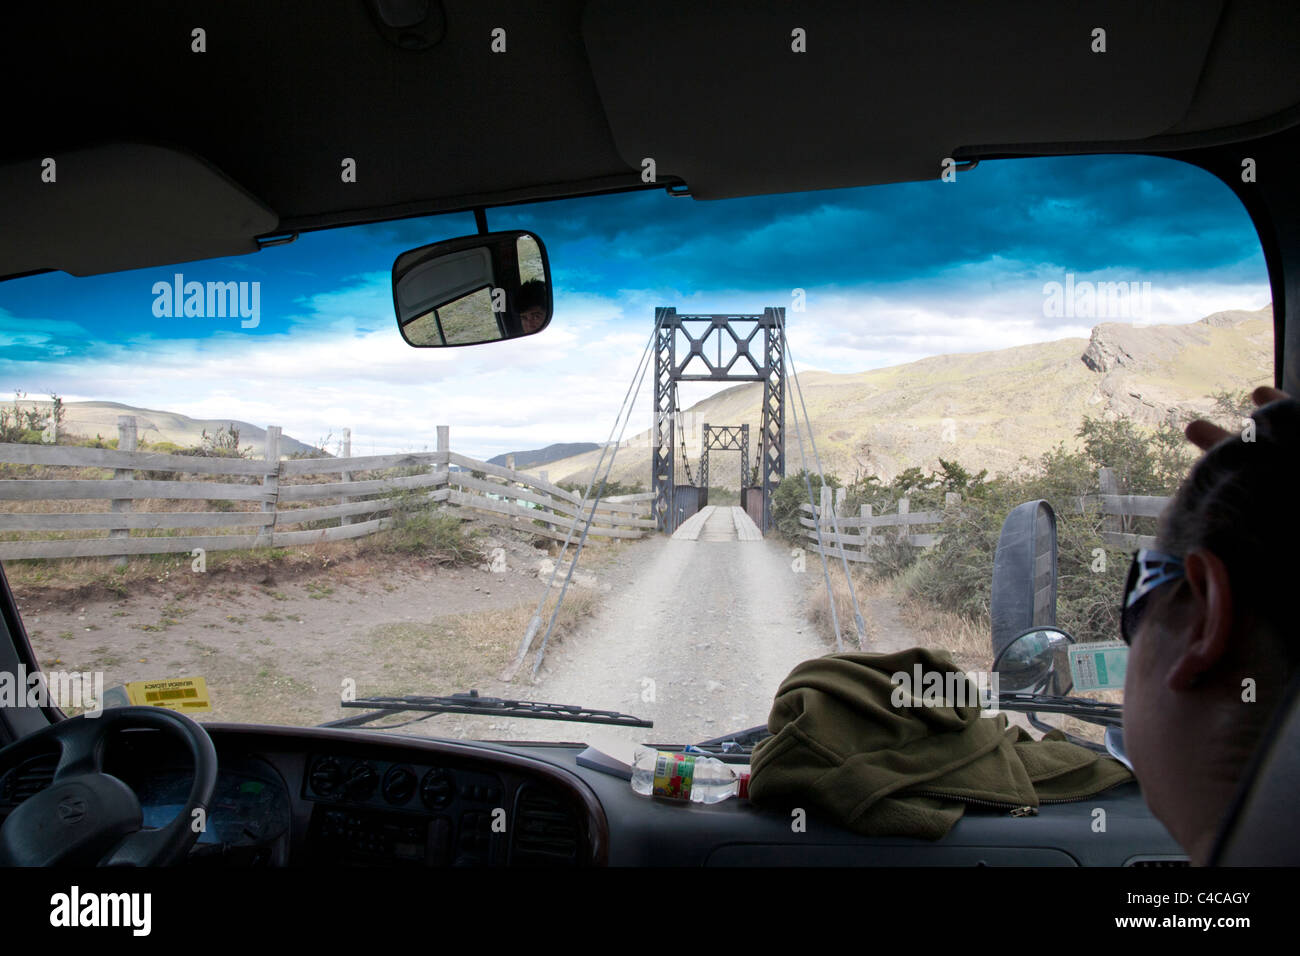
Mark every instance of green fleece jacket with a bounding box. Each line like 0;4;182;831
748;648;1133;840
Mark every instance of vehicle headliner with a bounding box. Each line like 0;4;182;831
2;1;1298;281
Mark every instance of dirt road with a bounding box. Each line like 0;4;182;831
439;507;832;746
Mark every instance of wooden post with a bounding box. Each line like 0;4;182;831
898;496;910;545
506;453;516;471
819;484;832;527
436;426;450;502
258;426;281;548
111;416;136;567
1098;467;1121;539
860;503;872;559
835;485;846;516
945;491;962;508
340;427;353;526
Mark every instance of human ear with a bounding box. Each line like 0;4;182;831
1165;549;1234;691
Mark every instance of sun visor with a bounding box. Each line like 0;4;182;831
582;1;1226;199
0;143;278;278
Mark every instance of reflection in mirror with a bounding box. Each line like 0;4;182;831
993;626;1075;695
391;230;552;348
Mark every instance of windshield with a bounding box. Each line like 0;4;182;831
0;154;1272;750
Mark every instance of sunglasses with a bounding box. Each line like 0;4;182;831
1121;548;1186;644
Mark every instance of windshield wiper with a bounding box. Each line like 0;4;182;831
997;692;1123;726
319;689;653;730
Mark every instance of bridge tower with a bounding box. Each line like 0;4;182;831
652;307;785;534
699;423;749;507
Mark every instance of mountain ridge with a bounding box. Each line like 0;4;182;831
524;305;1274;488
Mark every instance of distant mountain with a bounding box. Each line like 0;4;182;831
523;305;1274;488
488;442;602;470
18;400;318;457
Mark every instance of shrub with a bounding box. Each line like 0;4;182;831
771;470;840;542
176;424;253;459
902;416;1193;644
376;492;482;563
558;478;645;498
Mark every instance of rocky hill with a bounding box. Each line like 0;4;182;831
527;305;1274;488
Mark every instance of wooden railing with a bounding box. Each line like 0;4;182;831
1083;465;1167;550
799;486;959;563
0;419;652;562
801;467;1174;563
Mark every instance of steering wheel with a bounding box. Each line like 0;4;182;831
0;706;217;866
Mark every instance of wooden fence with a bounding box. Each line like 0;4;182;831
801;467;1172;563
800;485;959;563
0;418;654;562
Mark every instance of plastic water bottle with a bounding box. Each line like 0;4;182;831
631;748;750;804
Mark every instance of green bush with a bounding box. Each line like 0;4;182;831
377;493;481;563
901;416;1194;644
771;469;840;542
176;424;253;459
558;479;645;498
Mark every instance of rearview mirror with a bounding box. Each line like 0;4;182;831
391;230;551;347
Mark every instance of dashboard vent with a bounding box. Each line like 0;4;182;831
1;753;58;807
512;785;582;866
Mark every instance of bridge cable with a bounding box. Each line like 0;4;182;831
673;382;696;487
780;314;868;651
507;312;662;680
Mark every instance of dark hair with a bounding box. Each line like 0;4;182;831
1156;398;1300;661
516;278;547;313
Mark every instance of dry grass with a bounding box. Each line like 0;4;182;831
804;563;871;647
354;592;599;715
893;589;991;673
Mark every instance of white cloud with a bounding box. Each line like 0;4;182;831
0;268;1269;458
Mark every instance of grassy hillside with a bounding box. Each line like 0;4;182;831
527;305;1273;488
9;399;317;456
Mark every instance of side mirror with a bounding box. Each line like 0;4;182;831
992;625;1075;695
391;230;551;347
990;500;1059;662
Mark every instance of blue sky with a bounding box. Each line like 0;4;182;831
0;154;1272;458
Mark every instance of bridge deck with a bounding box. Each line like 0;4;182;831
671;505;762;541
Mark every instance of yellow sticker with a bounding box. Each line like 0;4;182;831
124;676;211;712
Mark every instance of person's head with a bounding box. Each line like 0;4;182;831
1123;391;1300;863
515;279;548;334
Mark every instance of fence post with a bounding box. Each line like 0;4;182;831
340;427;353;526
834;485;846;516
436;425;450;504
538;471;556;530
898;496;910;545
945;491;962;508
860;503;872;559
258;426;281;548
111;415;137;567
819;484;832;527
1098;467;1120;541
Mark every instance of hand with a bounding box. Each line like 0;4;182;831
1185;386;1289;451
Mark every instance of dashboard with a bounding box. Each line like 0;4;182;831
0;722;1187;867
